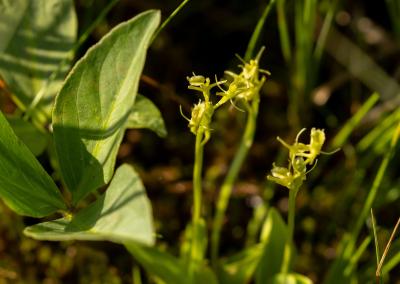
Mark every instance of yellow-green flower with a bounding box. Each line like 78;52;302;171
267;128;327;190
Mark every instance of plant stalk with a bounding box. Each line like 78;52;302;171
211;97;259;267
281;186;298;274
189;129;205;276
276;0;291;63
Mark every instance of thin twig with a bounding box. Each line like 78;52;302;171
376;217;400;280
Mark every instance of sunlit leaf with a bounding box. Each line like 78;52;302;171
53;10;160;205
24;164;154;245
0;110;65;217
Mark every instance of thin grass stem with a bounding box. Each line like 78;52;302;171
211;99;259;267
331;92;380;149
314;0;337;61
132;265;142;284
151;0;192;44
376;217;400;280
244;0;276;61
276;0;291;63
370;209;382;284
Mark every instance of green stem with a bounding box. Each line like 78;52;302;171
211;97;259;267
281;186;298;274
244;0;276;61
150;0;192;44
276;0;292;63
193;131;204;228
132;265;142;284
189;129;205;277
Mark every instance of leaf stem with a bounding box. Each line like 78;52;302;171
211;97;259;267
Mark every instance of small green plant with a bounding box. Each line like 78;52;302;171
267;128;327;277
182;51;268;277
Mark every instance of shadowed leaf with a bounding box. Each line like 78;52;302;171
0;110;65;217
24;164;154;245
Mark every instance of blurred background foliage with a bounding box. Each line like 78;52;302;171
0;0;400;283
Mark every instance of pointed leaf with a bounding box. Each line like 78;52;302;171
24;164;154;245
218;208;293;284
218;243;264;284
270;273;313;284
256;208;293;283
126;243;218;284
7;116;48;156
127;94;167;137
0;111;65;217
52;10;160;205
126;244;187;284
0;0;77;116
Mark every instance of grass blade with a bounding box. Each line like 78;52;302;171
151;0;192;44
370;209;382;284
331;92;380;149
244;0;276;61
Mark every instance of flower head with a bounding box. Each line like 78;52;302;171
267;128;327;190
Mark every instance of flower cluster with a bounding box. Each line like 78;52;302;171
182;51;269;143
267;128;326;190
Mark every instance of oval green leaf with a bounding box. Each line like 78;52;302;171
0;110;65;217
24;164;154;245
52;10;160;205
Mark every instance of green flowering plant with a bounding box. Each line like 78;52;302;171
266;128;330;277
180;52;269;277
